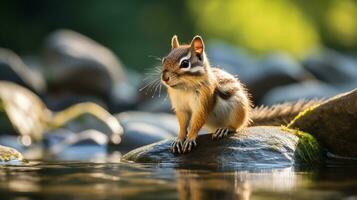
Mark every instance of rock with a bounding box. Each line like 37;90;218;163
117;112;178;134
0;48;46;94
44;129;108;160
0;81;123;144
288;89;357;157
109;69;142;112
206;41;257;83
251;53;316;103
0;145;24;164
43;29;126;98
137;96;172;113
262;81;339;105
44;93;107;111
116;112;177;152
207;42;315;103
303;49;357;85
123;126;321;169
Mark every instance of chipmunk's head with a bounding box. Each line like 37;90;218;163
161;35;210;89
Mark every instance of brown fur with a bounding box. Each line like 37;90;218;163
162;35;251;153
250;99;324;126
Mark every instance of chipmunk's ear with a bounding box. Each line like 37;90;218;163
191;35;205;59
190;35;204;55
171;35;180;49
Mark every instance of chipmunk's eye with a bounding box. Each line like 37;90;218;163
180;59;190;68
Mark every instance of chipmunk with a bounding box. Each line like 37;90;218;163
161;35;251;154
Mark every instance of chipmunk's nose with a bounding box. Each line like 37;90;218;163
162;70;170;82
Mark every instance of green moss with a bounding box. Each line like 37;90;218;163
281;126;322;165
287;104;320;127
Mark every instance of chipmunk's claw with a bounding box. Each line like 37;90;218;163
171;138;184;154
212;128;232;140
182;139;197;153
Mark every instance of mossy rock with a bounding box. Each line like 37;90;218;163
123;126;321;169
0;145;24;164
289;89;357;157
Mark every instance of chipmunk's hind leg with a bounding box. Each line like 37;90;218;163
212;128;235;140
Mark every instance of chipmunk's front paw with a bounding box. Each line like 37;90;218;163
171;138;185;154
182;139;197;153
212;128;233;140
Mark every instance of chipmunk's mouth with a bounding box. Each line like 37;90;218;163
162;81;183;89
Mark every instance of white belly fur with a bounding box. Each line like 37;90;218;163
205;95;239;131
170;90;199;112
170;88;243;133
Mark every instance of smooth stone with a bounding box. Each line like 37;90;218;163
136;96;172;113
109;69;142;112
251;53;316;103
118;123;175;152
303;49;357;84
43;29;125;98
206;41;257;83
44;129;108;160
44;93;107;111
262;81;340;105
123;126;321;170
116;112;178;152
0;48;46;94
117;111;178;134
207;42;315;103
288;89;357;157
0;145;24;164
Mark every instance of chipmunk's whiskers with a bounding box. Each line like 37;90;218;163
140;65;164;98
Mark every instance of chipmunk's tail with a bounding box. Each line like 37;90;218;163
249;99;324;126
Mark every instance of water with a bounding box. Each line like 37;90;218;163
1;158;357;200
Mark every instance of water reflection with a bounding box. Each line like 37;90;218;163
0;161;357;199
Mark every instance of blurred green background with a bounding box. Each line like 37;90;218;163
0;0;356;70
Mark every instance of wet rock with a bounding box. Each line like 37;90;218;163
0;48;46;94
43;129;108;160
116;112;177;152
123;126;321;169
303;49;357;85
43;29;126;98
262;81;339;105
0;145;24;164
288;89;357;157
